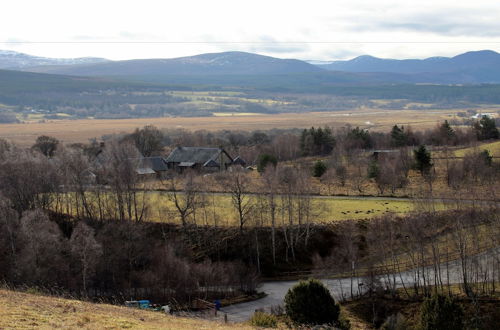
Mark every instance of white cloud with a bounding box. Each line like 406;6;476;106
1;0;499;60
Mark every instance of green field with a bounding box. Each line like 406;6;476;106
150;193;420;225
54;192;448;226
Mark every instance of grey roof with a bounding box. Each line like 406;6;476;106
132;157;168;172
232;156;246;166
203;159;220;167
372;149;399;153
165;147;233;165
136;167;156;175
179;162;195;167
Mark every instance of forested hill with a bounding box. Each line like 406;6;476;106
317;50;500;73
0;69;155;92
316;50;500;84
24;51;323;76
19;50;500;84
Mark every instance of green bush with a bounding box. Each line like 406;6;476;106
257;154;278;173
419;294;464;330
312;160;327;177
249;311;278;328
284;279;340;325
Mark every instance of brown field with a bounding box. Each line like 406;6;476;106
0;108;464;146
0;289;252;330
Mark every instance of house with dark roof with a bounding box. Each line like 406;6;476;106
131;156;169;177
165;147;245;172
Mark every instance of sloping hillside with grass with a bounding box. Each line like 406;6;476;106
454;140;500;157
0;289;252;329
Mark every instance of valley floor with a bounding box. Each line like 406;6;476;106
0;109;462;146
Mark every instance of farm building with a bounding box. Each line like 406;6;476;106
131;157;169;178
165;147;245;172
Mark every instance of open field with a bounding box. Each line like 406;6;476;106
54;192;447;226
0;108;466;146
151;194;421;225
0;289;251;329
454;140;500;157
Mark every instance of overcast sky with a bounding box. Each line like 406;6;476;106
2;0;500;61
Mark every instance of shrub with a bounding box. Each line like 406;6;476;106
284;279;340;325
257;154;278;173
312;160;327;177
419;294;464;330
249;311;278;328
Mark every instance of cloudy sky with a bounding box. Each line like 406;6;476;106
2;0;500;61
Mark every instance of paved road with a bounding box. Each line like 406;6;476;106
221;247;499;322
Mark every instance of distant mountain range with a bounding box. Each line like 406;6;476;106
1;49;500;84
0;50;109;70
315;50;500;74
313;50;500;84
23;51;322;76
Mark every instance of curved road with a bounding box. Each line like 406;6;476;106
221;248;499;322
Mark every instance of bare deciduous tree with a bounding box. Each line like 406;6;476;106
165;171;199;227
70;221;103;293
219;168;254;232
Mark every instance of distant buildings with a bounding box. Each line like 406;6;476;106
164;147;245;173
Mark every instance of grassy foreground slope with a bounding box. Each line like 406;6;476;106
0;289;251;330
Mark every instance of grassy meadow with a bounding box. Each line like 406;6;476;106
454;140;500;157
0;289;251;330
53;191;447;226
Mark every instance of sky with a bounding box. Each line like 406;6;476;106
2;0;500;61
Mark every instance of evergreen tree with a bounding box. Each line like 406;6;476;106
413;145;433;175
285;279;340;325
300;127;335;156
367;160;380;179
347;127;373;149
474;116;499;140
438;120;456;144
419;294;464;330
391;125;408;147
257;154;278;173
312;160;327;177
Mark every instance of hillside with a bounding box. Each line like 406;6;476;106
0;69;156;93
316;50;500;83
25;51;323;76
0;289;251;329
317;50;500;73
20;49;500;84
0;50;108;70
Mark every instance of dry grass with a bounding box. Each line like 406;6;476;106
0;109;462;146
53;191;424;226
454;140;500;157
0;289;253;329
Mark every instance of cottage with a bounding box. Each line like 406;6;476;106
132;156;168;177
165;147;244;172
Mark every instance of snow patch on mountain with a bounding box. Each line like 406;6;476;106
0;50;109;69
